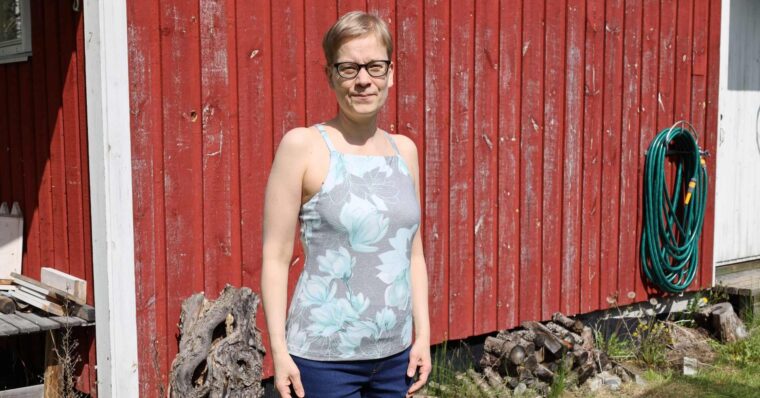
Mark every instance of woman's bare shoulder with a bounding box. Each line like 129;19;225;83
278;126;319;152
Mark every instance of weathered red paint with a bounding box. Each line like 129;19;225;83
126;0;724;394
0;0;95;393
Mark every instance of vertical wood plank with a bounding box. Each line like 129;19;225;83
31;0;54;270
448;0;474;339
600;0;624;307
7;66;24;206
59;4;86;281
271;0;306;302
423;0;450;341
497;0;522;330
74;4;93;307
395;0;424;167
673;0;694;123
338;0;366;14
237;0;275;377
18;58;39;277
657;0;677;129
637;0;660;300
700;0;720;288
128;0;168;393
200;0;242;295
44;2;70;274
689;0;708;291
617;0;643;306
159;0;204;368
304;0;337;126
561;0;585;316
542;0;566;319
581;0;604;313
519;0;545;322
473;0;499;335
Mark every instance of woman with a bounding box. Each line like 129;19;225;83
261;11;431;398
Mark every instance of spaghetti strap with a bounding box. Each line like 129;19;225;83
314;124;337;152
383;132;401;156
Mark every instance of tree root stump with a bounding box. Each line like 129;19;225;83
169;285;265;398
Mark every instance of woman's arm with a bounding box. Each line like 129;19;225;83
395;135;432;396
261;128;312;398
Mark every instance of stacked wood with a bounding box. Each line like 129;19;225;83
169;285;265;398
479;312;607;393
2;271;95;321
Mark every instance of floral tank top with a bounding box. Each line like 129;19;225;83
286;124;421;361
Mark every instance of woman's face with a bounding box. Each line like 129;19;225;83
329;34;394;121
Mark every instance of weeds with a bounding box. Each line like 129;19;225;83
48;302;84;398
547;356;570;398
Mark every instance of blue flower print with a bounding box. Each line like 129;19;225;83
338;320;377;356
307;298;360;336
339;194;389;252
298;272;337;307
401;316;413;346
349;292;370;314
376;226;417;309
344;156;393;179
317;247;355;280
286;323;311;352
384;274;410;310
375;308;397;333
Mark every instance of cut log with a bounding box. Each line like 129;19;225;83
0;296;15;314
552;312;585;333
581;326;595;351
545;322;584;346
169;285;265;398
522;321;570;355
697;302;748;343
534;364;555;382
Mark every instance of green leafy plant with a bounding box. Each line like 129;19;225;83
593;328;635;361
632;317;670;368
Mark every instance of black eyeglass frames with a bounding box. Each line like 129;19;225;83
333;60;391;79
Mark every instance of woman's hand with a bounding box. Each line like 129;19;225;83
406;339;432;396
273;353;305;398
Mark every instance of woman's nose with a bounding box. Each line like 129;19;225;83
354;67;373;85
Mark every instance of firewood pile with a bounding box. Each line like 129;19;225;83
471;312;634;396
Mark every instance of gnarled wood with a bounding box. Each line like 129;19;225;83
169;285;265;398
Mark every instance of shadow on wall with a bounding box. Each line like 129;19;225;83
0;0;95;394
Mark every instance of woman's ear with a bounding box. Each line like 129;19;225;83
387;62;394;88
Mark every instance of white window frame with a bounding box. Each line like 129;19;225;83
0;0;32;64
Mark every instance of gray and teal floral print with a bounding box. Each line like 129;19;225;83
286;125;420;361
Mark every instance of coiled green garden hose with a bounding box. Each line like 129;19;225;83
640;121;708;293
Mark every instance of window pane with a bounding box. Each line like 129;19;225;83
0;0;21;42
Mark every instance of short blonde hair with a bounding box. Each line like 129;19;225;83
322;11;393;66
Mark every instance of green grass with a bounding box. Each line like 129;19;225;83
637;316;760;398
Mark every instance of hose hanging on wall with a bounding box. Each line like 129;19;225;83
641;121;708;293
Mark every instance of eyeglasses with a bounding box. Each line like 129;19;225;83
333;60;391;79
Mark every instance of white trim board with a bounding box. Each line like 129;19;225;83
83;0;140;396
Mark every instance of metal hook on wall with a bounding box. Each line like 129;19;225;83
72;0;80;12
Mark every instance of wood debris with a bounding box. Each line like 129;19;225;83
474;312;632;395
3;271;94;322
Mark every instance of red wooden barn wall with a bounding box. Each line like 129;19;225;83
127;0;720;395
0;0;96;393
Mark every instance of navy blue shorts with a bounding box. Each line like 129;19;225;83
291;347;413;398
